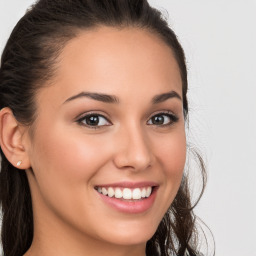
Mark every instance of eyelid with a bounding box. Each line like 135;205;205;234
148;110;178;119
147;110;179;125
75;110;111;122
76;111;112;128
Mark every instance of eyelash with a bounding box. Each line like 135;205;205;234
76;113;112;129
147;111;179;127
76;111;179;129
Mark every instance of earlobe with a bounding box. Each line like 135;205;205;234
0;107;31;169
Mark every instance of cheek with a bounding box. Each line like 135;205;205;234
36;125;104;170
146;128;186;224
156;130;186;174
153;128;186;197
29;123;111;201
28;124;114;231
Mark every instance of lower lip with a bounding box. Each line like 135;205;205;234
97;188;158;214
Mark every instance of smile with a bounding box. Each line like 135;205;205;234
94;182;158;214
95;186;153;200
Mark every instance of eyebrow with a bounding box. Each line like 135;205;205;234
63;90;181;104
63;92;119;104
152;91;182;104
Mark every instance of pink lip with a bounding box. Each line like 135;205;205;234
95;182;159;214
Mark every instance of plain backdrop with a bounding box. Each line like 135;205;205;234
0;1;256;256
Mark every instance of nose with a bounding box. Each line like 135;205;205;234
113;125;154;172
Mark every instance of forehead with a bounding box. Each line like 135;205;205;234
37;26;182;105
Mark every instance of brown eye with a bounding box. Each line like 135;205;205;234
77;114;111;128
147;112;178;126
151;115;165;125
86;115;100;126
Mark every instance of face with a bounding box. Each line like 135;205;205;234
25;27;186;248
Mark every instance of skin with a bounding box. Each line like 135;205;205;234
1;27;186;256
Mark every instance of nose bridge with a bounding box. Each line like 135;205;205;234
114;121;153;171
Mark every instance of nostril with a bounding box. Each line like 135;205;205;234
112;132;153;171
114;154;153;172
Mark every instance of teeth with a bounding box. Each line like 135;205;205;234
141;188;146;198
123;188;132;199
96;186;153;200
102;187;108;196
132;188;141;200
108;187;115;197
146;187;152;197
115;188;122;198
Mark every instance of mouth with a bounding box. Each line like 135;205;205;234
94;186;155;200
94;182;158;214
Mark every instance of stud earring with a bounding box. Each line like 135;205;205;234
17;161;22;167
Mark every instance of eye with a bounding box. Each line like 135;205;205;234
147;112;178;126
77;114;111;128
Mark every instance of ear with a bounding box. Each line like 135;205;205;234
0;107;31;169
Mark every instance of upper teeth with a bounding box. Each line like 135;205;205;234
96;187;152;200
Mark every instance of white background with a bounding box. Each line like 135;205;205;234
0;1;256;256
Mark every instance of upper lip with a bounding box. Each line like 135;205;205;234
95;181;159;188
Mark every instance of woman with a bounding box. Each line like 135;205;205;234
0;0;207;255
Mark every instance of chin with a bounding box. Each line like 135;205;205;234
95;222;158;246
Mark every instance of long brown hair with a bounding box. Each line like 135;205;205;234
0;1;207;255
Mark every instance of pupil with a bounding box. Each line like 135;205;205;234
153;115;164;125
87;116;99;125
